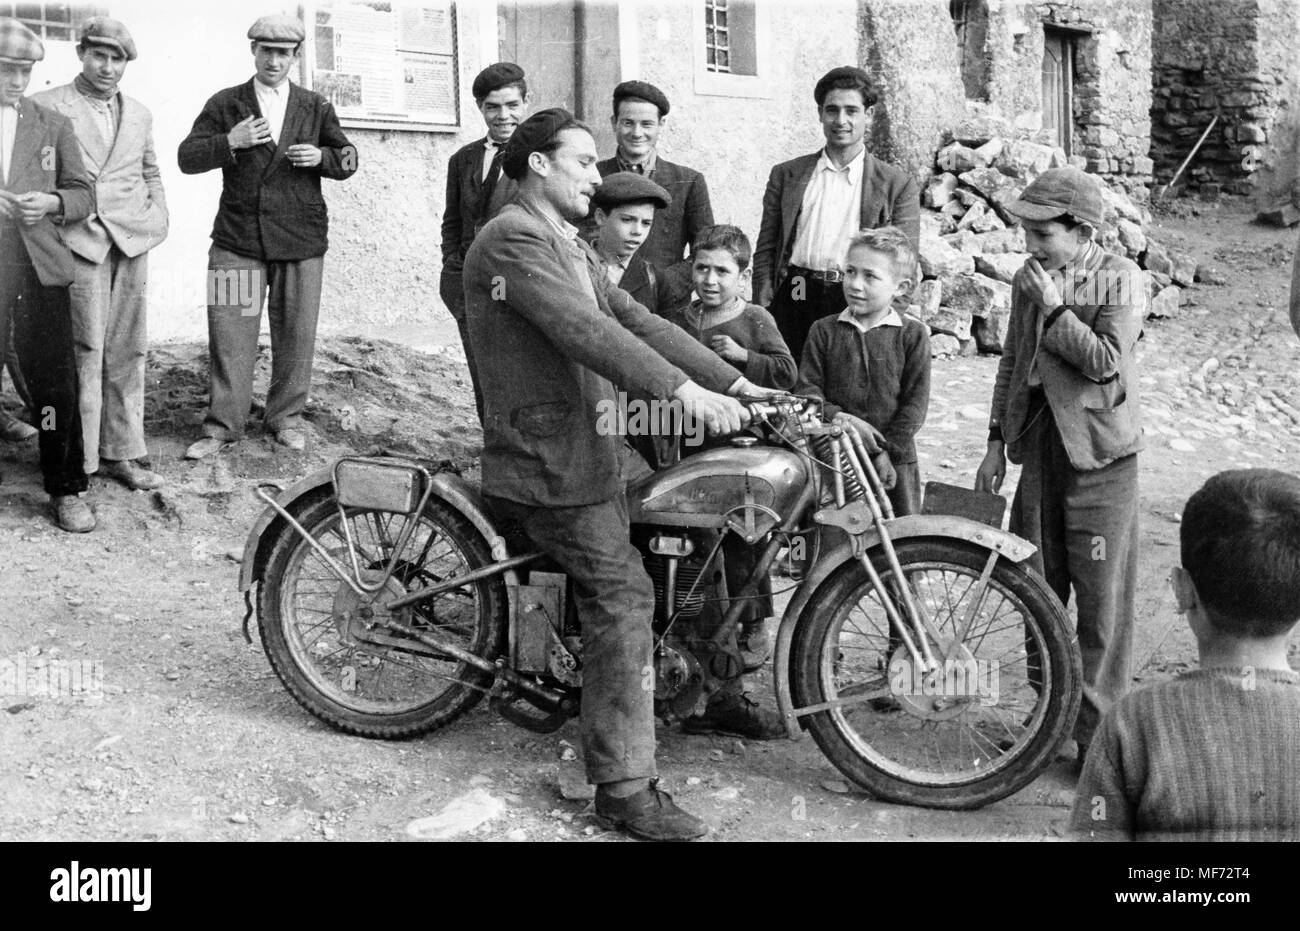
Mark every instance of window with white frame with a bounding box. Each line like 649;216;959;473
695;0;768;98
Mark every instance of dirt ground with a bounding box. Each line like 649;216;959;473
3;198;1300;843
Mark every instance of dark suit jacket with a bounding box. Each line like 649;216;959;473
177;79;356;261
439;136;517;311
990;245;1145;471
753;149;920;307
1;98;94;287
463;199;740;507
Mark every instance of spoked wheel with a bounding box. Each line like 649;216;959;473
791;539;1081;809
257;493;507;738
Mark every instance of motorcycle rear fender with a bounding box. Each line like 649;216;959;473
237;464;517;592
771;514;1037;738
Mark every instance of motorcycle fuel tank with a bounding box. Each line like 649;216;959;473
628;446;808;531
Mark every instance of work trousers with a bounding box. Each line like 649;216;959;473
0;230;87;496
69;246;149;473
1010;401;1138;747
487;489;658;785
202;245;323;439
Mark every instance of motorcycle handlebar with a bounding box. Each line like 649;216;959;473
742;394;816;421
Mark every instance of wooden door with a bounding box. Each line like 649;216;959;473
1042;30;1074;156
498;1;578;113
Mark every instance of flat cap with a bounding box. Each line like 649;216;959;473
1005;167;1106;229
78;16;137;61
613;80;669;117
0;17;44;64
502;107;577;180
592;171;671;211
472;61;525;101
813;65;877;106
248;14;305;47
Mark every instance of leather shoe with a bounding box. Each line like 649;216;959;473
594;779;708;841
52;495;96;533
0;416;37;442
682;691;786;740
275;428;306;451
184;437;228;460
101;458;165;491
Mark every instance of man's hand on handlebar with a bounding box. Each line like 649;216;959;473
832;412;886;456
673;379;749;436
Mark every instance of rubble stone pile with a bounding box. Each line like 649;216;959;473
910;127;1206;358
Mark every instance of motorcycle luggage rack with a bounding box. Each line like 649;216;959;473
331;458;436;595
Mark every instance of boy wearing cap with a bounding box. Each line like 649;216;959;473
34;17;169;491
178;15;357;460
464;108;774;840
440;62;529;423
0;18;97;532
589;170;673;314
975;167;1144;762
584;81;713;309
753;66;920;363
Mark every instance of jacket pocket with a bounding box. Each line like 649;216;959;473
511;401;573;439
1083;392;1138;456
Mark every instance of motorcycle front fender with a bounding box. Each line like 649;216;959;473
771;514;1038;738
237;463;516;592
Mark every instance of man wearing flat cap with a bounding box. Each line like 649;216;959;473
178;14;357;460
34;16;169;492
754;65;920;362
582;80;713;311
440;61;529;423
464;108;773;841
0;18;97;531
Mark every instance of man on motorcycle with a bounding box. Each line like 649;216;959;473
462;108;774;841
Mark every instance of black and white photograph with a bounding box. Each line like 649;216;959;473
0;0;1295;900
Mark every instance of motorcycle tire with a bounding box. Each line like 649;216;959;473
790;538;1082;810
258;492;508;739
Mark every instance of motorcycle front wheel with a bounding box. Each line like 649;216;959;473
791;539;1081;810
258;493;507;739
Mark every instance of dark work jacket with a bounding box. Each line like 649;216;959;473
464;198;740;507
438;136;517;313
1;98;94;286
177;79;356;261
753;149;920;307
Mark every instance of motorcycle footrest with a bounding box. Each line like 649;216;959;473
490;696;574;734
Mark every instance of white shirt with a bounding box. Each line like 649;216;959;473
837;307;902;334
789;147;866;273
254;79;289;145
481;139;503;182
604;257;629;287
0;103;17;185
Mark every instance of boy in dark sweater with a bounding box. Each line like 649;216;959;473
796;226;930;516
1071;469;1300;841
664;224;796;392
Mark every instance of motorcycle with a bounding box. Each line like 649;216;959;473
237;395;1082;810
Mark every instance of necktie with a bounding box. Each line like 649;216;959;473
481;146;505;205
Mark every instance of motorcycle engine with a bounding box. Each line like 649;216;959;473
653;643;703;718
644;550;709;627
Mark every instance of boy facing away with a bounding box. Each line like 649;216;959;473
1071;469;1300;841
795;226;930;516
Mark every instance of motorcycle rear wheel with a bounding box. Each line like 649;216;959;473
791;539;1081;810
258;493;507;738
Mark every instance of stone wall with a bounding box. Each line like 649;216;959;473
1149;0;1297;198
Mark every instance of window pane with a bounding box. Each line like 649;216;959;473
46;24;71;39
718;50;729;68
14;4;42;21
46;3;73;22
717;11;727;27
706;47;715;65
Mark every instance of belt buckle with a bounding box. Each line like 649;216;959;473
815;268;843;284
